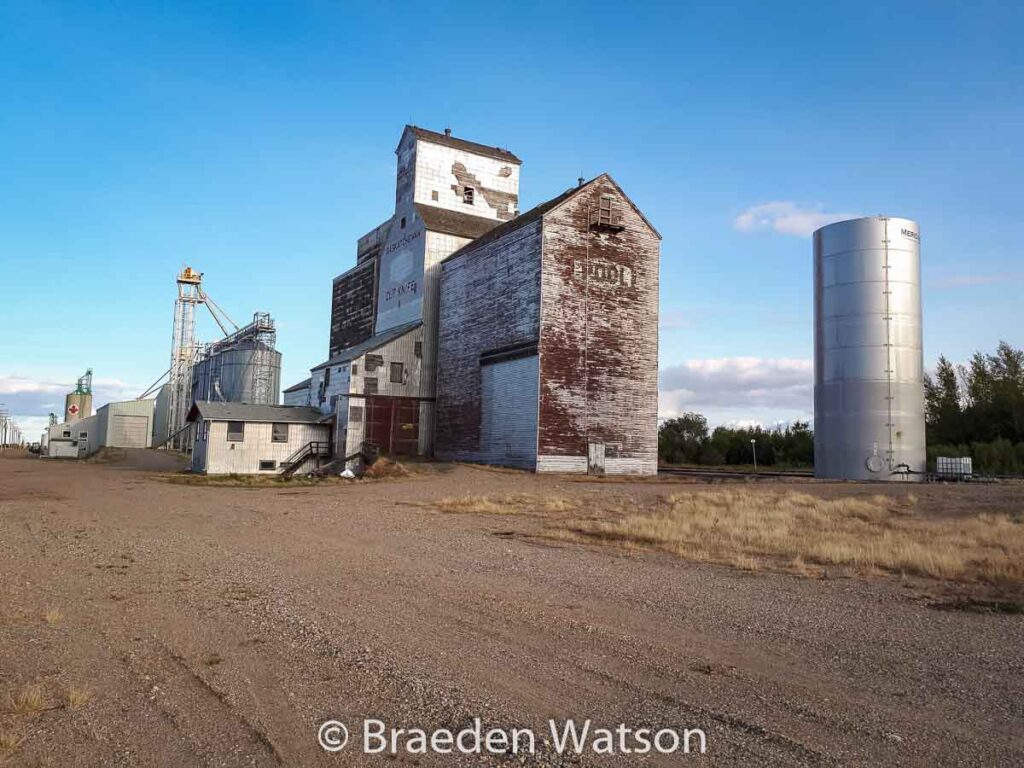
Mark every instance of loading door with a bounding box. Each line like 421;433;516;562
364;397;419;456
110;415;149;448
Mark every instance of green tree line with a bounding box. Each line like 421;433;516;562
658;412;814;468
925;340;1024;474
658;341;1024;474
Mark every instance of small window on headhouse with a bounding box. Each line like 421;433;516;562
364;378;378;395
414;341;422;358
400;216;407;229
227;422;245;442
463;187;474;205
259;460;276;471
390;362;404;384
351;363;358;375
271;423;288;443
591;195;624;231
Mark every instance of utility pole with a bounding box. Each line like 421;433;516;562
750;438;758;472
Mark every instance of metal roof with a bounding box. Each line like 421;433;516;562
415;205;499;239
187;402;327;424
310;321;422;372
403;125;522;165
283;377;311;393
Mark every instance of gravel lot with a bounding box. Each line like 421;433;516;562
1;450;1021;766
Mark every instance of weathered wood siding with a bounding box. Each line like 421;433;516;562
330;258;377;357
339;325;427;458
537;177;660;475
434;219;542;462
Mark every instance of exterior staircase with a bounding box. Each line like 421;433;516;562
280;441;331;477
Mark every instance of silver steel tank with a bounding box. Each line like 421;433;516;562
190;343;282;405
813;216;925;480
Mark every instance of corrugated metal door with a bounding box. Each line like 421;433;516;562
480;355;538;468
365;397;419;456
110;415;148;448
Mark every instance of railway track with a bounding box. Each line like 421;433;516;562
658;466;814;479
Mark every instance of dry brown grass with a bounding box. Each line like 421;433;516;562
65;685;91;710
434;494;578;516
558;489;1024;584
0;726;22;753
42;607;62;625
11;685;45;716
363;457;414;479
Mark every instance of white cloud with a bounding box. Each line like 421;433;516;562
658;357;813;423
0;374;140;420
733;202;859;238
0;376;66;395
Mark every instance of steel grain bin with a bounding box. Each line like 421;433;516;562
813;216;925;480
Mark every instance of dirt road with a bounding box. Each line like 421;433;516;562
1;451;1021;766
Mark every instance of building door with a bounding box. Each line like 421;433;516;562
480;355;539;468
110;415;149;448
364;397;420;456
587;442;606;476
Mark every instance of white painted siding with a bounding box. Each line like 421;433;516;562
479;356;539;469
198;420;330;475
375;218;426;333
422;231;472;399
311;364;351;416
535;455;588;474
535;455;657;475
413;140;519;221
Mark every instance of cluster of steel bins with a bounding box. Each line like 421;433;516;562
813;216;925;481
190;342;281;405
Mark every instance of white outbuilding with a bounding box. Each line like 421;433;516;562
187;402;331;475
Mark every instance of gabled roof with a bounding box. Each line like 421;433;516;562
443;179;597;265
310;321;422;372
415;204;499;240
442;173;660;267
283;378;311;393
402;125;521;165
187;402;326;424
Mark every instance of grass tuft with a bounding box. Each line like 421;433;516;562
66;685;91;710
0;727;22;752
43;607;62;625
558;489;1024;584
12;684;45;715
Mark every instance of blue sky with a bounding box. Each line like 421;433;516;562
1;1;1021;438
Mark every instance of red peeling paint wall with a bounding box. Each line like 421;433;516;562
537;178;660;474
